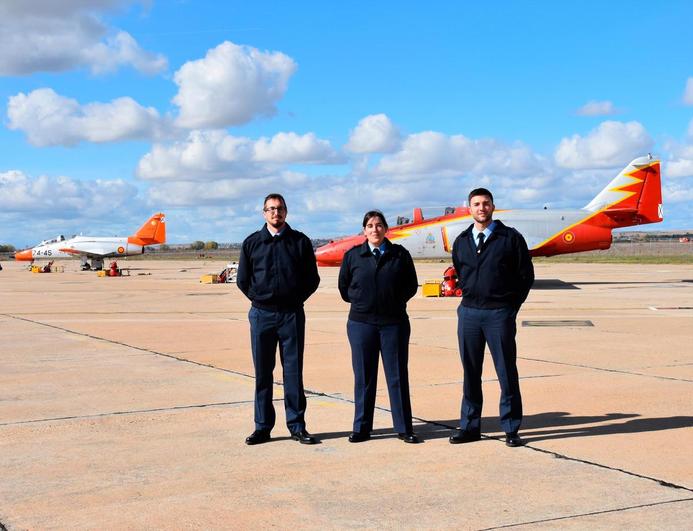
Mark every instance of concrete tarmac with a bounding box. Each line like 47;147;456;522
0;259;691;529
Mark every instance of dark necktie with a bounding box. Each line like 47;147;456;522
477;233;485;254
373;248;381;261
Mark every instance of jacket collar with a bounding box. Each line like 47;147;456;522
359;238;392;256
260;223;292;242
461;219;508;238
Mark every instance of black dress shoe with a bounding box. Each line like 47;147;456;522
245;430;271;445
348;431;370;443
449;429;481;444
505;432;525;447
398;432;421;444
290;430;318;444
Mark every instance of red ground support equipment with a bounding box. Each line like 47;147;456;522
109;261;122;277
440;266;462;297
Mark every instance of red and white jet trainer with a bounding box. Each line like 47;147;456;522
315;155;662;266
15;213;166;270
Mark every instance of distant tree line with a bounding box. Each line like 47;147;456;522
148;242;242;253
0;244;16;252
614;231;693;242
189;241;219;250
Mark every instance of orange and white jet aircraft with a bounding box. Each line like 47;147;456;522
15;213;166;270
315;156;662;266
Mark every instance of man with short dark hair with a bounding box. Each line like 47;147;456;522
237;193;320;445
449;188;534;447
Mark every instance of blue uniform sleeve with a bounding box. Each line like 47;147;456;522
300;236;320;302
452;236;463;278
514;230;534;310
236;239;252;300
337;252;351;302
400;248;418;302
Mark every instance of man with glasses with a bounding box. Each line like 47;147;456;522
237;193;320;445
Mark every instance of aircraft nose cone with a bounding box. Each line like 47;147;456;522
315;242;341;267
14;249;33;261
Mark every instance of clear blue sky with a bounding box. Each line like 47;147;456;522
2;1;692;247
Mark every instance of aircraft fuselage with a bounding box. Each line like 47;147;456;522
24;236;144;260
315;156;662;266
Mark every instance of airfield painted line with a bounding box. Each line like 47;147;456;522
479;497;693;529
3;311;692;499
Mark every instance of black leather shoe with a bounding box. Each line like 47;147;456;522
348;431;370;443
245;430;271;445
398;432;421;444
291;430;318;445
449;429;481;444
505;432;525;447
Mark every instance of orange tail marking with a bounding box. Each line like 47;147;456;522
605;161;662;227
634;161;662;224
127;213;166;246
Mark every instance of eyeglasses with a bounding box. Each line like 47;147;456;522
263;206;286;213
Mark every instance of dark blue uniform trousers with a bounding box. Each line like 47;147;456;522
457;305;522;434
347;319;414;434
249;306;307;433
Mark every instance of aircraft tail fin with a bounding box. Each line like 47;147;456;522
128;213;166;246
584;156;662;227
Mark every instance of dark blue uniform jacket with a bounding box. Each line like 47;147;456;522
452;220;534;311
237;224;320;311
338;239;418;325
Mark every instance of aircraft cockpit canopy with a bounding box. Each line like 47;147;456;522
38;235;66;246
394;206;463;226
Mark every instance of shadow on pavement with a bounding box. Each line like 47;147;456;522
531;279;688;290
414;412;693;443
531;279;579;290
316;427;415;442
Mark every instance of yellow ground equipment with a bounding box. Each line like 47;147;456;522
421;280;442;297
199;262;238;284
97;261;129;277
30;261;63;273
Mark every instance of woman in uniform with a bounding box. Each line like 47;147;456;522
338;210;420;443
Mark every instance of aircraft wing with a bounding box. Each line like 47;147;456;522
58;241;128;258
58;247;113;258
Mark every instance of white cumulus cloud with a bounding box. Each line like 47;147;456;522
666;159;693;178
665;138;693;178
173;41;297;129
82;31;168;75
137;130;338;180
576;100;618;116
0;169;136;214
0;1;167;76
254;132;341;163
7;88;164;146
663;182;693;204
346;113;401;153
683;77;693;105
554;121;653;169
374;131;544;180
660;118;693;178
147;171;308;207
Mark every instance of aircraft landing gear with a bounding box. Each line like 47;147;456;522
80;256;104;271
